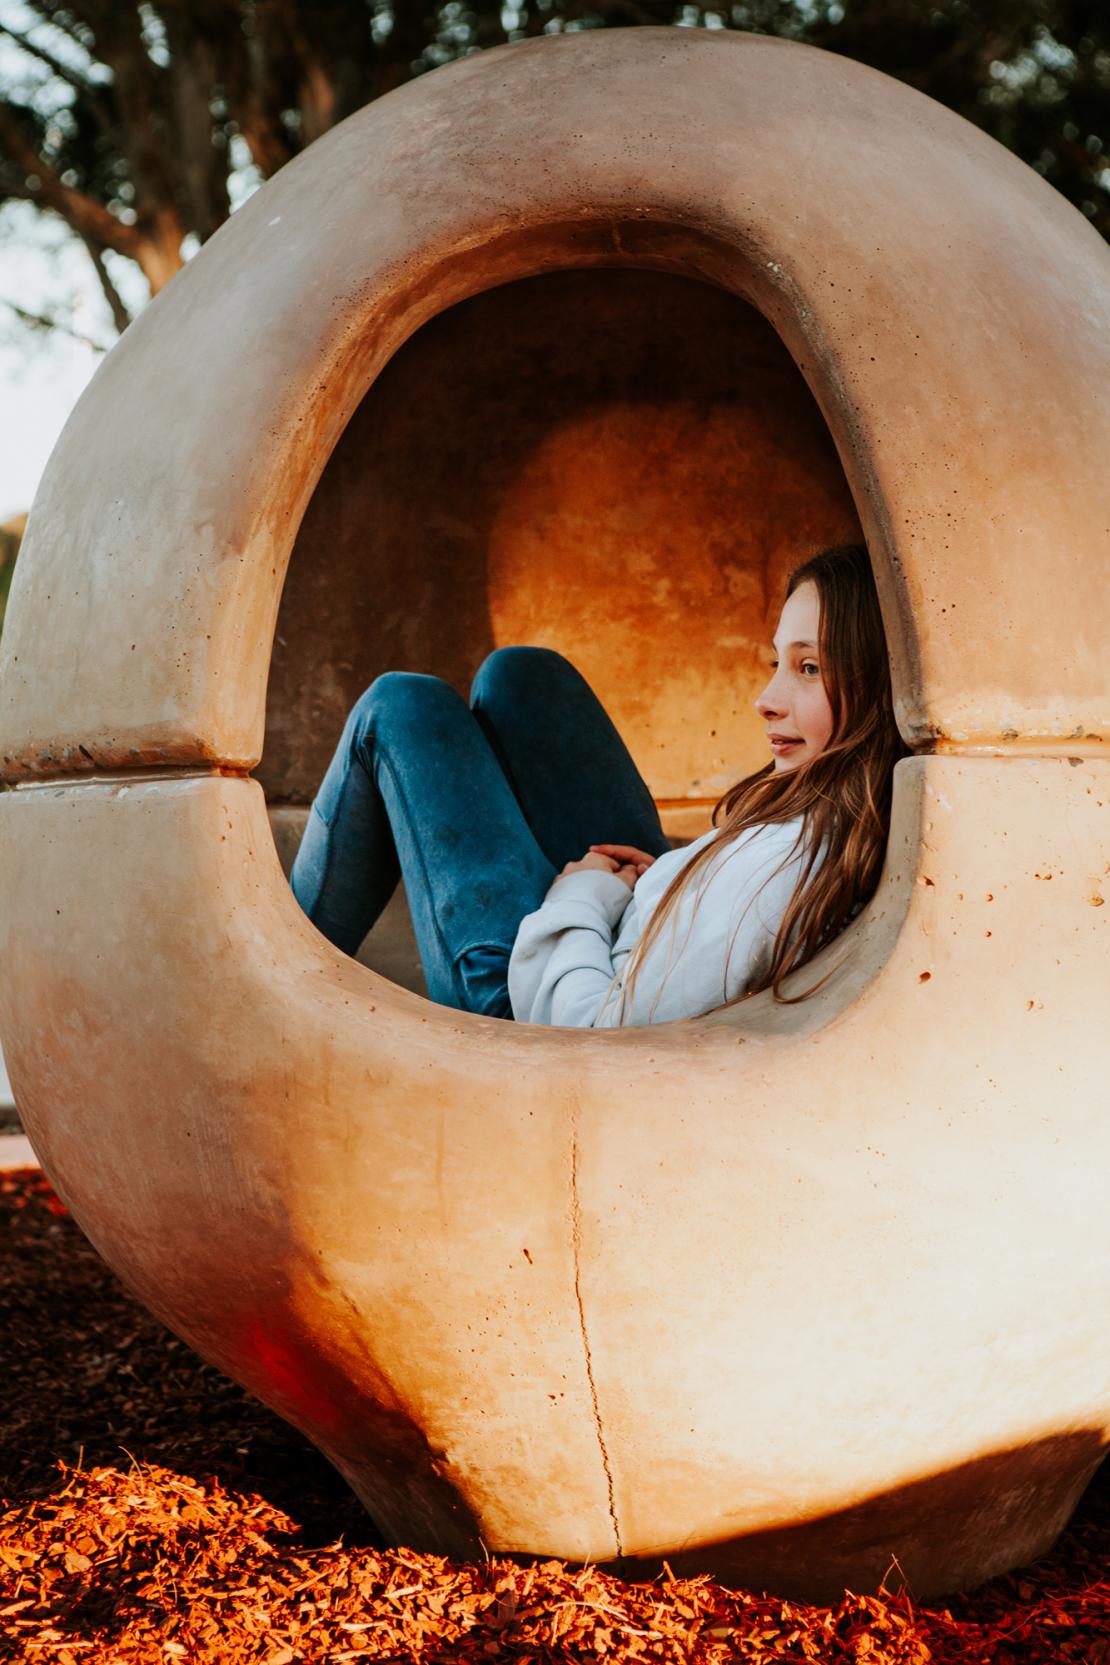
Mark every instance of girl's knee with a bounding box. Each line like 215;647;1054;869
471;645;576;708
349;671;457;745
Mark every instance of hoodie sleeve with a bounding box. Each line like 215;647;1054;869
508;869;637;1027
592;820;813;1027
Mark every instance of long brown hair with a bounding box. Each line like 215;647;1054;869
620;544;908;1013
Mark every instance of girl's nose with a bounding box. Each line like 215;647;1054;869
755;672;787;721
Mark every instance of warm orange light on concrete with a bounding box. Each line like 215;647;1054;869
0;30;1107;1600
260;269;860;810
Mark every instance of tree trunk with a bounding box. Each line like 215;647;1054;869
132;208;188;293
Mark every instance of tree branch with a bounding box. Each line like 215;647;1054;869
0;103;144;259
78;232;134;333
0;22;117;137
0;172;42;204
23;4;101;57
1;296;108;349
0;22;93;95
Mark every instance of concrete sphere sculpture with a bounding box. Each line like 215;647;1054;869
1;29;1108;1602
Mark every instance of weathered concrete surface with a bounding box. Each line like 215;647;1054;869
0;28;1107;1600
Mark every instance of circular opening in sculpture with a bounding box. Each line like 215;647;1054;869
261;266;863;993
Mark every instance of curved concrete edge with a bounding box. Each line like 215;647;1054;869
2;31;1109;780
0;756;1106;1594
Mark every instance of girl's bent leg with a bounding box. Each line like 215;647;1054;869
290;694;400;957
291;672;555;1017
470;646;670;872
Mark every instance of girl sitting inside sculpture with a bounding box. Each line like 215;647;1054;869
290;543;907;1024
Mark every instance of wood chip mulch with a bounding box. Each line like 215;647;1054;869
2;1166;1109;1663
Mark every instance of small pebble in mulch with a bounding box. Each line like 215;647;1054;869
2;1167;1109;1663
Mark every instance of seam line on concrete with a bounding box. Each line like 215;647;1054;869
570;1099;622;1561
9;765;234;791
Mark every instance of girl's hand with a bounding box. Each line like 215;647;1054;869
560;851;640;890
590;843;657;878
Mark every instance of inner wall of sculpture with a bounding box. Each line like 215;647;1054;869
260;269;861;984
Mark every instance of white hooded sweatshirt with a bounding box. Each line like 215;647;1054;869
508;818;813;1027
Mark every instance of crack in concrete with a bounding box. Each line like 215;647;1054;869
570;1100;622;1561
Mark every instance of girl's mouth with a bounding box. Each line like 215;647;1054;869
768;734;803;755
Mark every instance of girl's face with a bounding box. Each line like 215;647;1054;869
754;581;835;772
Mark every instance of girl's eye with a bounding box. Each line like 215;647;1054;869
801;660;820;677
769;659;779;670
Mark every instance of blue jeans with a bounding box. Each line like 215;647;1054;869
290;647;671;1018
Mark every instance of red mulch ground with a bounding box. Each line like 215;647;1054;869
2;1167;1108;1664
